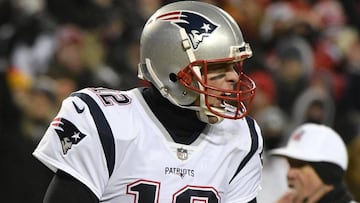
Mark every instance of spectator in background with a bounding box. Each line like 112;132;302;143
270;123;356;203
291;70;336;128
345;135;360;201
336;27;360;145
270;35;314;117
20;76;57;142
256;106;289;203
0;55;53;203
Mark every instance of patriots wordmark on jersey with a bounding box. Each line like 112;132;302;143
33;87;263;203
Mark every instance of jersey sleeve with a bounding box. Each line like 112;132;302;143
225;119;264;203
33;91;111;199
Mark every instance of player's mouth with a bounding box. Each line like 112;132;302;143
209;93;230;108
219;93;245;114
219;93;233;106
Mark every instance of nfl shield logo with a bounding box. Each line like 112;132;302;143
177;147;188;160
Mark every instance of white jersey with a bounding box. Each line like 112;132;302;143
33;87;263;203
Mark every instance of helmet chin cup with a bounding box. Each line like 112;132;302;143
197;109;224;124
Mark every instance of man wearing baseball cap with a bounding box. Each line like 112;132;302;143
270;123;357;203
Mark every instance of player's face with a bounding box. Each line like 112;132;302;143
203;62;239;108
286;159;327;202
191;62;243;124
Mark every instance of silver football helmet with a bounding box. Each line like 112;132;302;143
138;1;256;123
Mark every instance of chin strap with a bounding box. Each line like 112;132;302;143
139;58;182;108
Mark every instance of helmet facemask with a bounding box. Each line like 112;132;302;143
177;44;256;123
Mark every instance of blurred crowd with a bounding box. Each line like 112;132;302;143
0;0;359;202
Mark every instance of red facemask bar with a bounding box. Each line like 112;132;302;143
177;57;256;119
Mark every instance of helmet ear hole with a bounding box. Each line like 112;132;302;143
169;73;178;82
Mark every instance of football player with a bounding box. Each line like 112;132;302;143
33;1;263;202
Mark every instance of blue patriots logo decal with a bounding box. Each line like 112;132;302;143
156;10;219;49
51;117;87;154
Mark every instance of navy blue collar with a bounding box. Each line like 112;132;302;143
141;86;207;145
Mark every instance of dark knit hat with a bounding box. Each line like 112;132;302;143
308;161;345;185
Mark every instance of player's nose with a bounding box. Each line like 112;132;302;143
225;69;239;85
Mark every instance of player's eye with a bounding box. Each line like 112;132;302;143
207;63;238;80
287;159;308;168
